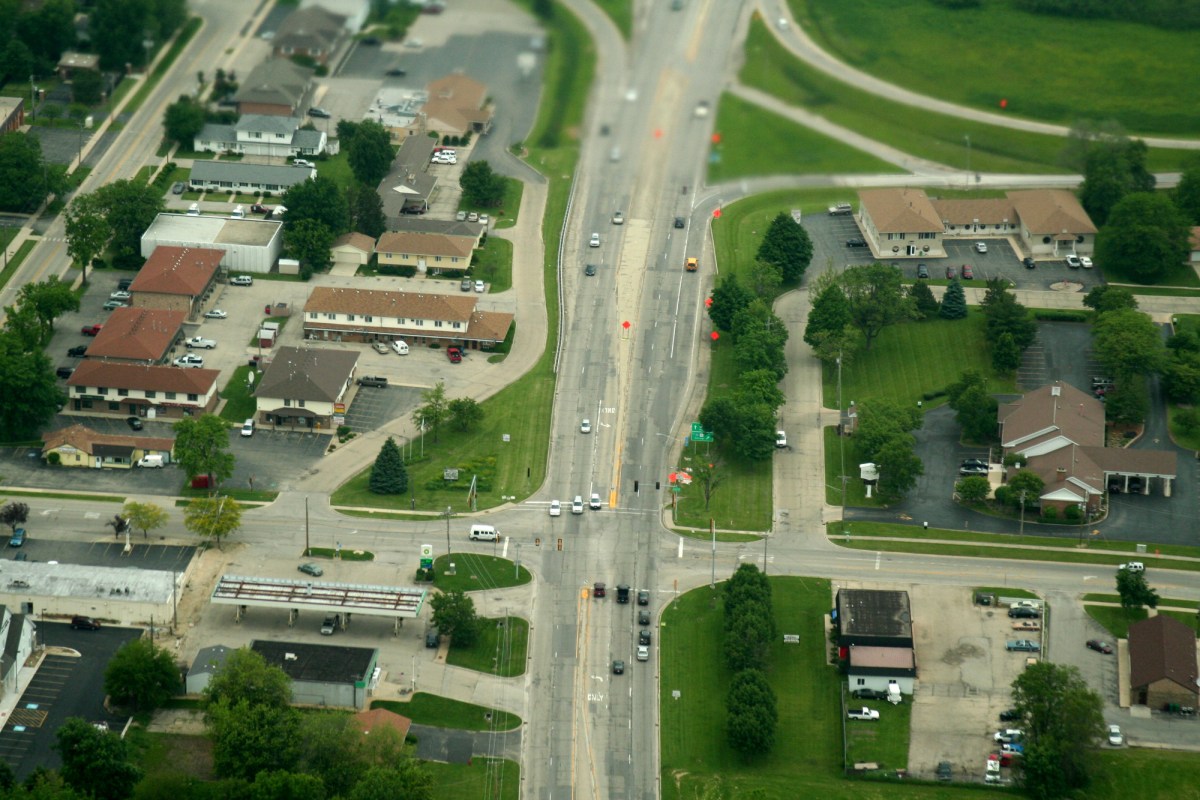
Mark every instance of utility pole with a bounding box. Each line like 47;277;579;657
444;506;452;559
710;518;716;589
1018;490;1026;536
305;495;310;555
964;134;971;190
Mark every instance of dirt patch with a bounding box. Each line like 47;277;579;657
941;642;985;666
142;729;215;781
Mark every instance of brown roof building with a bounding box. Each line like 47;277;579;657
130;246;224;315
41;424;175;470
999;382;1176;514
331;232;377;269
235;59;315;117
303;286;512;349
253;346;360;432
272;6;346;66
857;188;945;259
422;74;493;137
352;707;412;741
86;308;187;364
376;231;477;274
1129;615;1198;709
66;361;220;419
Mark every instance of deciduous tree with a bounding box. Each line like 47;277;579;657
1095;192;1190;285
948;372;998;441
430;589;480;647
1116;568;1159;610
93;179;167;267
1083;285;1138;315
413;380;449;443
991;331;1022;374
369;436;408;495
203;648;292;710
0;132;50;212
282;176;349;237
70;68;104;106
956;475;990;502
0;331;60;441
840;263;915;350
1175;154;1200;225
0;501;29;532
16;277;79;345
804;283;852;347
183;496;242;550
1092;308;1163;377
104;638;180;712
284;217;335;280
459;160;506;208
874;435;923;502
1012;662;1104;799
1079;136;1154;226
64;191;110;280
448;397;483;432
349;763;433;800
347;183;386;238
346;120;393;187
54;718;143;800
172;414;235;490
726;669;777;757
708;273;753;332
755;212;813;283
690;459;723;511
122;501;169;538
207;699;301;781
745;258;783;298
163;95;206;148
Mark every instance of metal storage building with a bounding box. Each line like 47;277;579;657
140;213;283;274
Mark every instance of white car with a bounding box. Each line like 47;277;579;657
636;645;649;661
174;354;204;368
625;88;638;102
589;233;600;248
474;280;486;293
994;729;1023;743
230;275;253;286
1080;256;1093;268
580;419;591;434
203;309;227;319
694;100;710;118
571;496;584;515
775;430;787;448
1066;255;1082;268
1119;561;1144;573
109;290;131;301
548;500;561;517
612;211;624;225
479;214;489;225
975;242;988;253
185;337;216;349
589;493;601;510
240;418;255;437
1107;724;1123;746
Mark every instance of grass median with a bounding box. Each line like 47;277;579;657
445;616;528;677
373;694;520;731
433;553;531;592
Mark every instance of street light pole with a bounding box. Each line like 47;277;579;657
444;506;452;559
964;134;971;190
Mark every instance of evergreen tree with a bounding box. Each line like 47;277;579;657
803;284;852;347
369;437;408;494
939;279;968;319
755;212;813;283
992;332;1022;374
708;273;754;332
909;280;940;319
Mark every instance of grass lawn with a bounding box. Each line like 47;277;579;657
218;365;257;422
1102;259;1200;288
791;0;1200;137
740;16;1193;175
131;729;215;782
1167;406;1200;451
707;92;900;183
471;236;513;292
834;537;1200;573
374;693;521;731
312;150;356;192
432;553;531;592
820;310;1016;409
445;615;528;677
1085;605;1148;639
1081;593;1200;610
823;426;885;507
847;699;910;768
424;758;520;800
463;177;524;230
591;0;632;39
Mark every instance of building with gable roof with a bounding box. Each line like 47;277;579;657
353;707;412;741
857;188;946;259
85;308;188;365
130;246;224;315
252;345;360;431
1128;614;1198;709
0;605;37;698
193;114;326;158
999;382;1176;515
1007;189;1097;258
422;74;493;138
375;231;476;274
0;98;24;135
235;59;315;117
188;161;317;195
41;424;175;469
67;361;220;419
303;286;513;349
272;5;347;66
331;232;376;269
379;135;438;217
186;644;234;694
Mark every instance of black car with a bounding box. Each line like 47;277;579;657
936;762;952;782
307;107;331;119
999;708;1021;722
961;458;988;470
385;67;406;76
673;216;685;229
1023;257;1036;269
585;264;596;276
637;589;649;605
917;264;929;279
1008;607;1041;619
851;688;889;700
845;238;867;248
638;610;650;626
362;36;380;45
71;616;101;630
1127;477;1144;493
117;278;133;291
126;416;143;431
56;366;73;379
959;464;989;476
612;660;624;675
425;628;439;648
356;375;388;388
639;629;651;645
68;345;88;358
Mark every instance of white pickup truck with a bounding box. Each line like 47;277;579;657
185;337;217;349
847;707;880;721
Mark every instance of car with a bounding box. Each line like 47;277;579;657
203;309;228;319
1066;255;1082;268
109;290;131;301
961;458;988;469
372;342;389;354
1008;607;1041;619
1086;639;1114;654
828;202;853;216
674;216;685;228
961;264;974;279
1080;256;1093;268
298;563;324;577
455;210;467;222
845;238;867;248
174;354;204;368
638;628;651;646
1023;256;1036;269
1005;640;1040;652
986;754;1001;774
581;419;591;434
589;493;601;510
446;347;463;363
936;762;952;782
251;204;271;214
356;375;388;388
425;628;439;647
67;345;88;357
625;87;638;102
999;709;1021;722
637;589;649;605
585;263;596;276
14;550;27;560
612;659;624;674
241;418;255;437
637;645;650;661
1011;600;1039;610
230;275;253;286
589;233;600;248
8;528;25;547
1107;724;1123;746
307;107;331;118
917;264;929;279
468;212;479;222
946;265;957;279
612;211;624;225
638;609;650;626
55;366;74;379
685;257;698;272
593;582;606;598
386;67;407;77
185;336;216;349
117;278;133;291
1119;561;1145;573
1127;477;1144;494
1000;742;1024;755
362;36;380;45
171;181;185;194
775;430;787;448
321;615;336;635
460;277;473;291
847;707;880;721
852;688;889;700
549;500;561;517
959;464;989;476
71;616;101;630
994;729;1023;743
694;100;710;117
126;416;143;431
1012;620;1041;631
102;299;128;310
975;242;988;253
474;280;486;293
571;496;584;514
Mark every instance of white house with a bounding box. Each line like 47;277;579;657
193;114;327;158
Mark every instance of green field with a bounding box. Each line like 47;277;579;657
445;616;529;677
373;694;521;731
823;426;885;507
707;92;901;183
425;758;520;800
1086;605;1149;639
740;16;1194;175
791;0;1200;136
432;553;531;592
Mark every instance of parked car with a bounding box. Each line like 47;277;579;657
1008;607;1041;619
994;729;1023;743
372;342;389;354
961;264;974;279
356;375;388;388
203;309;228;319
917;264;929;279
960;463;989;476
460;277;473;291
126;416;143;431
1086;639;1114;654
1127;477;1144;493
1066;255;1082;268
171;182;185;195
425;627;439;647
935;762;952;781
308;107;331;118
852;688;889;700
1000;742;1024;755
999;709;1021;722
298;563;323;577
1080;256;1093;269
549;500;561;517
81;324;102;336
320;615;337;635
1107;725;1123;746
103;300;128;310
946;265;957;279
1022;256;1036;269
109;290;131;301
251;204;271;214
185;337;216;349
775;430;787;448
8;528;25;547
71;616;101;630
975;242;988;253
68;345;88;357
474;280;486;293
230;275;254;286
1005;640;1040;652
845;238;867;248
1011;620;1041;631
847;707;880;721
174;354;205;368
55;366;73;379
446;347;463;363
240;418;255;437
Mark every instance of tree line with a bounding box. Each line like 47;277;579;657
722;564;779;758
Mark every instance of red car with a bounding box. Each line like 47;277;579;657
446;346;463;363
961;264;974;279
81;324;102;336
945;265;957;280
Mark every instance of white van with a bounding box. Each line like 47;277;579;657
231;204;245;219
186;203;200;216
136;455;165;468
240;418;255;437
391;340;409;355
469;524;498;541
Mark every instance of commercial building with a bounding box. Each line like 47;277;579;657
252;345;360;431
129;246;224;316
140;213;284;274
66;361;220;420
41;424;175;469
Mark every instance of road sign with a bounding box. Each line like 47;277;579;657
691;422;704;437
420;559;433;569
420;544;433;558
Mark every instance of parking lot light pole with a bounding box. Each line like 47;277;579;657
444;506;452;559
